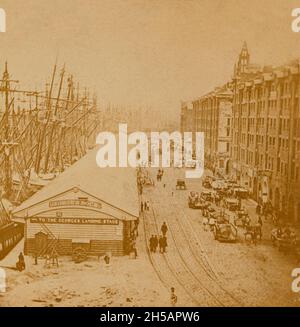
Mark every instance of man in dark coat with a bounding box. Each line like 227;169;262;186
159;236;163;253
153;235;158;253
162;236;167;253
161;222;168;236
149;235;154;252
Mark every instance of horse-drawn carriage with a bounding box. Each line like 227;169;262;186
224;198;239;211
213;221;238;242
176;179;186;190
200;190;214;202
188;191;209;209
271;227;298;254
244;224;262;244
234;209;250;227
233;187;248;199
202;176;213;189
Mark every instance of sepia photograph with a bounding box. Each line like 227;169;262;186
0;0;300;316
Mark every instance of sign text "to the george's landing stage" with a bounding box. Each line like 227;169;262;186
95;124;204;179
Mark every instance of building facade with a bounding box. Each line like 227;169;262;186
180;43;300;224
230;44;300;223
181;87;232;177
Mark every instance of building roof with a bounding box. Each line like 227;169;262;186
13;147;139;218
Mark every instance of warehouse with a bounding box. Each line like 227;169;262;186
12;147;139;257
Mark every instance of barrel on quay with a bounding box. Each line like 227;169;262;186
12;147;139;257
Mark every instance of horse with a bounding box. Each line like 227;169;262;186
244;224;262;245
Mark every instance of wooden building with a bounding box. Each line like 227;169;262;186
0;199;23;260
12;148;139;257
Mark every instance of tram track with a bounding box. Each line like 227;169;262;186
140;193;200;306
154;184;242;306
141;168;242;306
148;193;227;306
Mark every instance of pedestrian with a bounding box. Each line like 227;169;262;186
18;252;25;271
135;218;139;236
51;248;59;267
146;200;150;211
258;215;263;227
144;201;147;211
104;253;110;265
161;222;168;236
153;235;158;253
256;204;261;215
159;236;163;253
34;251;38;265
149;235;154;252
132;245;138;259
163;183;166;188
141;201;144;213
161;236;167;253
170;287;178;307
238;197;242;210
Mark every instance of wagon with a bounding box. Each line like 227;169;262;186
188;196;208;209
176;179;186;190
202;176;214;189
234;187;248;199
234;210;249;227
200;190;214;202
213;223;237;242
271;228;298;253
224;198;239;211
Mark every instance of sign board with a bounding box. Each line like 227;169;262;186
30;217;119;225
49;199;102;209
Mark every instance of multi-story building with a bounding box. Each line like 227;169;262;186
230;43;300;223
180;101;194;134
181;42;300;223
181;87;232;177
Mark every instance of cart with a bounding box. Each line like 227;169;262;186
176;179;187;190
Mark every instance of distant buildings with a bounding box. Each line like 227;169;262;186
180;43;300;224
190;86;232;177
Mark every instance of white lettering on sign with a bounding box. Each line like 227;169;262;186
30;217;119;225
49;199;102;209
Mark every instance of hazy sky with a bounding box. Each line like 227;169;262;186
1;0;300;121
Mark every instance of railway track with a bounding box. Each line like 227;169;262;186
154;184;242;306
141;194;200;306
141;168;242;306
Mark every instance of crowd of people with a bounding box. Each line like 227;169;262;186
149;222;168;254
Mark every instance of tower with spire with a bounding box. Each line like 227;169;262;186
234;42;250;77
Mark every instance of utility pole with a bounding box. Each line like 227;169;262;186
0;62;19;196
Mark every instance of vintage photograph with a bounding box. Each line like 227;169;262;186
0;0;300;307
